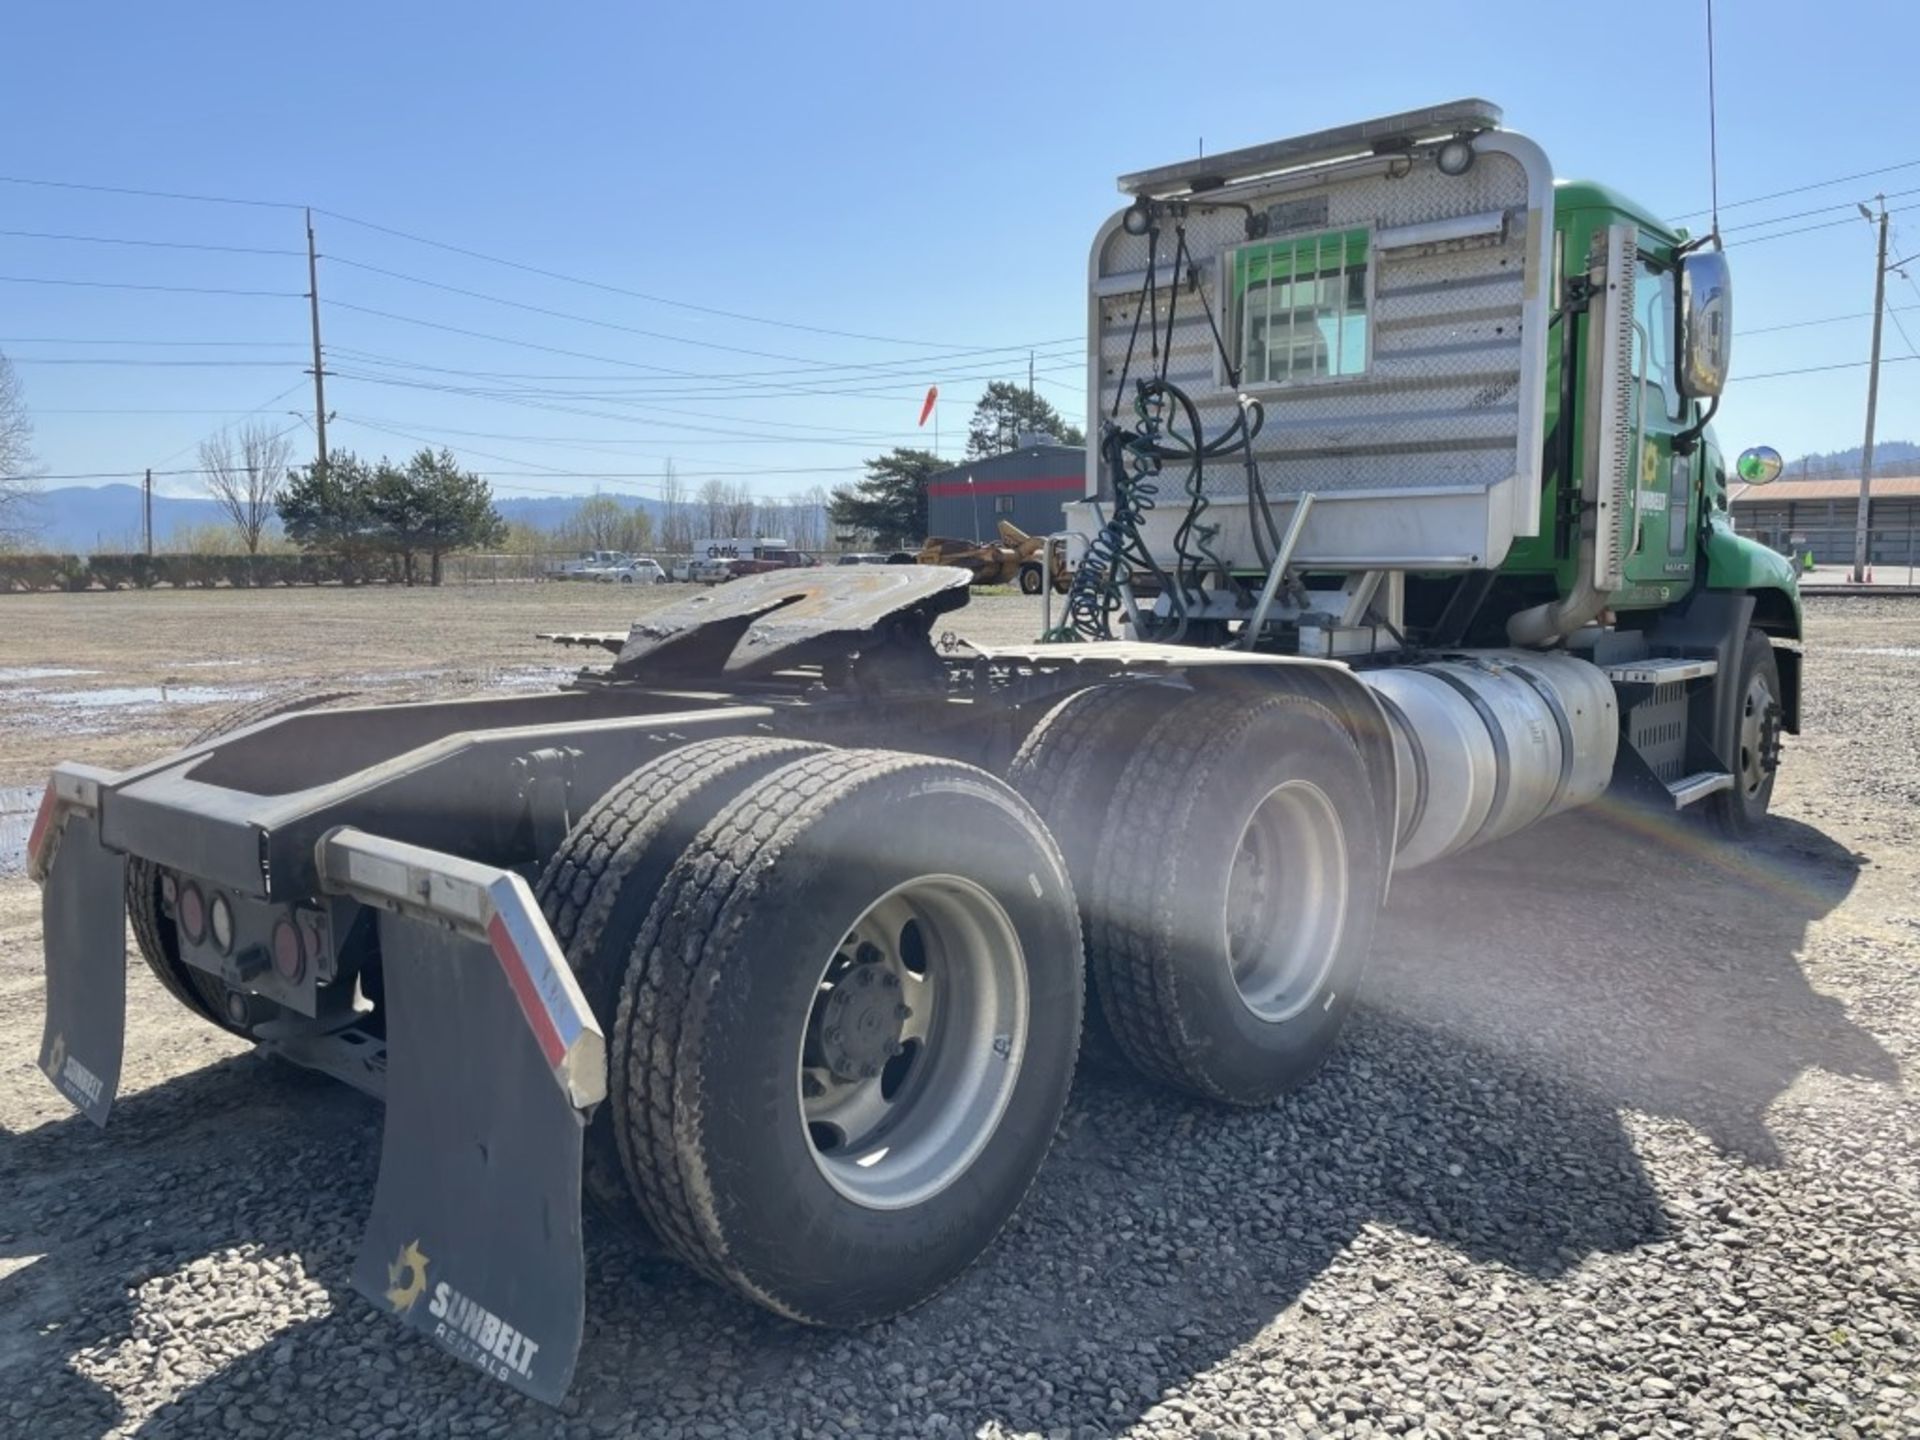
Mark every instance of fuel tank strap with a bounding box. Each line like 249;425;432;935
1502;661;1577;819
1364;684;1427;848
1425;666;1511;848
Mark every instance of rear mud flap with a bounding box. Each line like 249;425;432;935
345;892;596;1404
38;808;127;1127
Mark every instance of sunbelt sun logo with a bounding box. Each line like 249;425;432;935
384;1239;542;1381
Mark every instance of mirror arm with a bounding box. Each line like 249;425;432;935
1673;394;1718;457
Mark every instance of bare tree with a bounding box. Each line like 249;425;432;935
698;477;728;539
658;459;690;552
722;480;756;539
199;421;293;554
0;350;39;548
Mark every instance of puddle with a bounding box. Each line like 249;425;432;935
0;666;99;683
29;684;268;709
0;785;39;879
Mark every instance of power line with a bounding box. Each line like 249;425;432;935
0;173;302;211
0;336;303;347
0;274;304;297
323;345;1083;407
7;357;303;368
0;228;302;256
326;252;1076;373
1730;353;1920;383
318;207;1044;350
322;339;1083;385
1718;184;1920;235
1738;305;1920;337
1671;156;1920;222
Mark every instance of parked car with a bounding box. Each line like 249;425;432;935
596;557;668;585
548;550;631;580
688;557;734;584
725;548;817;579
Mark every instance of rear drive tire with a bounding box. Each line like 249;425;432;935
535;735;825;1221
1007;682;1178;1056
613;748;1082;1325
127;690;363;1033
1701;627;1783;837
1018;564;1044;597
1088;690;1385;1105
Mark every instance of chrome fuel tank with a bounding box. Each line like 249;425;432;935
1361;651;1617;870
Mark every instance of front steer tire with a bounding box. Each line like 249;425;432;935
612;748;1083;1325
1701;627;1783;838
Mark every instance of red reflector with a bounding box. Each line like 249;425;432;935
178;883;207;945
271;917;305;983
25;782;60;874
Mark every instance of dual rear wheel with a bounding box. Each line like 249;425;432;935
539;741;1082;1325
542;682;1384;1327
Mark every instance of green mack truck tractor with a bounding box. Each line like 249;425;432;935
31;100;1798;1404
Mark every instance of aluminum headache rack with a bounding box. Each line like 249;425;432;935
1076;98;1554;575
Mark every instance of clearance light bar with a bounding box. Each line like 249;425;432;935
315;827;606;1110
1117;98;1503;198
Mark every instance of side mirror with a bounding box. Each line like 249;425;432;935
1736;445;1783;485
1678;250;1733;399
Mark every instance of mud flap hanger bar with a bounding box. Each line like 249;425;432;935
316;828;605;1405
316;827;606;1109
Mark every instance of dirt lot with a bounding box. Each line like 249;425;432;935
1;585;1916;1439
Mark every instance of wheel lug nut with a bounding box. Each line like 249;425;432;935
858;968;874;987
887;1041;904;1057
882;972;899;988
860;1062;879;1078
895;1004;912;1020
826;1026;842;1043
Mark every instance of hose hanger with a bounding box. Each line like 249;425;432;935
1050;207;1283;644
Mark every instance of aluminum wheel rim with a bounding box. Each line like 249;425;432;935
798;876;1028;1210
1737;671;1777;798
1224;780;1348;1023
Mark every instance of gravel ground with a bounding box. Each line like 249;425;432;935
1;586;1916;1439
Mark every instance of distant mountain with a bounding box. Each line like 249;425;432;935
13;485;812;553
14;484;225;552
1783;441;1920;479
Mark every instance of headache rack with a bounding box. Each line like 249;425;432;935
1076;98;1553;576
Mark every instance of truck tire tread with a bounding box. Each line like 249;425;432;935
1088;689;1379;1103
612;748;1079;1324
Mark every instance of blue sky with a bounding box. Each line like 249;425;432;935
4;0;1917;503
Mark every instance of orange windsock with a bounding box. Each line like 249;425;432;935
918;385;938;427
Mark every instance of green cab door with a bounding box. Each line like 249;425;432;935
1618;244;1699;605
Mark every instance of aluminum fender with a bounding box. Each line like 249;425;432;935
318;830;603;1405
985;644;1400;882
33;765;128;1128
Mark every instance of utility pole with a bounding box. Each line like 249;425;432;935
305;209;329;476
1854;198;1889;584
143;468;152;557
1028;349;1035;398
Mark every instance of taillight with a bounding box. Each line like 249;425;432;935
271;917;305;983
209;894;235;954
178;883;207;946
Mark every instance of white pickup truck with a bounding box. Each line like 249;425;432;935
547;551;631;580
